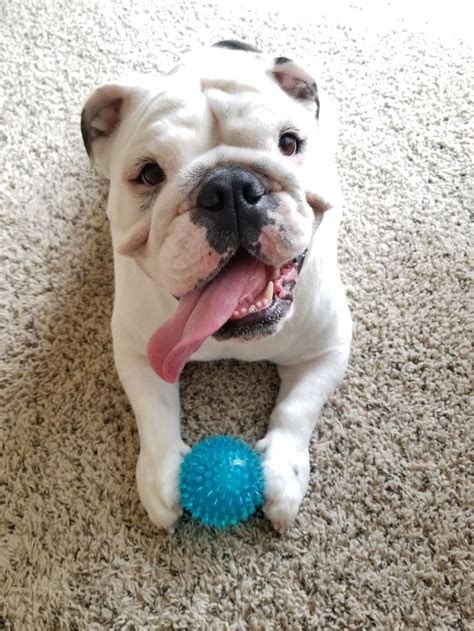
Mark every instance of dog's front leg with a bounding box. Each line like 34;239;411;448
256;348;349;532
113;321;189;531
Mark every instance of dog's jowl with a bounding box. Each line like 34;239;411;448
81;41;352;532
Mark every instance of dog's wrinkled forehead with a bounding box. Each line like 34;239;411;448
112;49;315;175
81;41;323;187
169;44;318;123
209;40;319;117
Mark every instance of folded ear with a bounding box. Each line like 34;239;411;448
269;57;320;119
80;83;136;176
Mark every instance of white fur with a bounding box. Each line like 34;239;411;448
84;46;352;532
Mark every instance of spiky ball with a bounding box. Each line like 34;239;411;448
179;436;265;528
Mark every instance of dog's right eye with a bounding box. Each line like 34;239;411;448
137;162;165;187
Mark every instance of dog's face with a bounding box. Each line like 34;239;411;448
82;42;336;346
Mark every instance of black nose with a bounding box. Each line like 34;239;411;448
197;167;265;213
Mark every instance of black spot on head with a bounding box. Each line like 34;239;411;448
274;56;292;65
213;40;260;53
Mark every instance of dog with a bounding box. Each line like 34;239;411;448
80;40;352;532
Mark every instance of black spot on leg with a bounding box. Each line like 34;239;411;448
293;465;300;478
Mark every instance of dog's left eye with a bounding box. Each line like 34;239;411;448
137;162;165;186
278;132;301;157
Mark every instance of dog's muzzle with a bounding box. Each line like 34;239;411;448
147;165;312;384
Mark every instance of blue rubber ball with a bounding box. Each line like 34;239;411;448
180;436;265;528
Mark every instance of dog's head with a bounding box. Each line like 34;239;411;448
81;41;338;381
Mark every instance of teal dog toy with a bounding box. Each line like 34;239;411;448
180;435;265;528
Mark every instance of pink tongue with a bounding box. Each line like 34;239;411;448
147;254;267;383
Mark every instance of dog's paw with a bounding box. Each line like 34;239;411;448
255;431;310;533
136;441;191;531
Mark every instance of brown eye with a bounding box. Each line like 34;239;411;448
278;132;301;157
138;162;165;186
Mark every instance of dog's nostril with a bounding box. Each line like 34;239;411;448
242;181;265;205
197;185;225;211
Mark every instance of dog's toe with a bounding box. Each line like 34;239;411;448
136;442;189;531
257;431;310;532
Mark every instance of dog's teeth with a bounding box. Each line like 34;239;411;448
264;281;274;301
272;268;280;280
248;304;257;313
233;310;240;317
256;301;263;309
240;307;248;315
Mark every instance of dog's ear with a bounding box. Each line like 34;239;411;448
81;83;139;177
269;57;320;119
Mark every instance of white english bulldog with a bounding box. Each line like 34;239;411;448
81;40;352;532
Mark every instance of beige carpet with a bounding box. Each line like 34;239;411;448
2;1;472;628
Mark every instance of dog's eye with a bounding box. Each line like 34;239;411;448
278;132;301;157
138;162;165;186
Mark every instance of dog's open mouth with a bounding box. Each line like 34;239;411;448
214;250;305;340
147;249;306;383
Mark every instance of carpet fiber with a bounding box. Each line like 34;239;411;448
2;1;472;628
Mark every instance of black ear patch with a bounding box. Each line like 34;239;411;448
81;109;94;158
213;40;260;53
272;58;320;119
80;86;126;159
81;97;123;158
